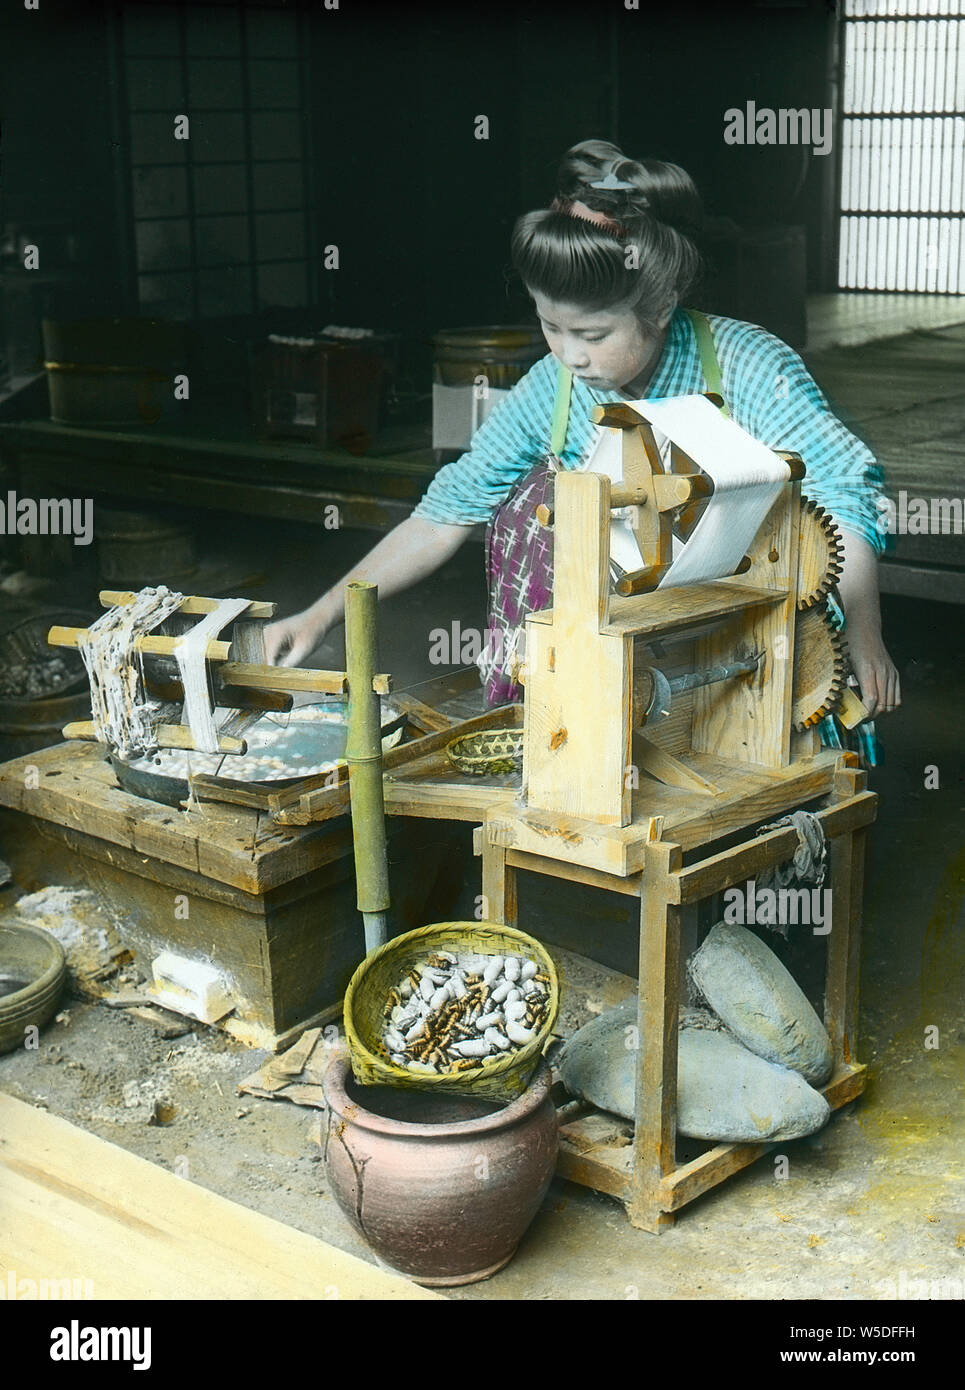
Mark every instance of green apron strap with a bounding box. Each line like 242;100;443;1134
550;361;573;457
686;308;730;418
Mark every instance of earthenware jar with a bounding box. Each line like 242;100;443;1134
322;1051;558;1285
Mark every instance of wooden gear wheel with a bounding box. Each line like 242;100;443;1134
797;497;844;609
792;605;848;730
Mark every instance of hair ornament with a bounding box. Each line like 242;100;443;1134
589;172;638;191
550;196;629;240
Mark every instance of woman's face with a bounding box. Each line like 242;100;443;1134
532;292;673;394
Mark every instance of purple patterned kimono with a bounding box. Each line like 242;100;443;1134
482;461;558;706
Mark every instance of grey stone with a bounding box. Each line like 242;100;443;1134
690;922;833;1085
559;999;831;1142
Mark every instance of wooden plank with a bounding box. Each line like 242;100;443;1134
62;720;245;756
0;1092;440;1301
605;582;787;638
627;839;681;1233
555;1144;632;1201
672;789;878;904
693;485;800;768
661;1140;776;1211
524;472;633;826
825;818;868;1068
880;560;965;605
505;847;642;898
100;591;276;619
390;693;455;733
481;841;518;928
487;751;839;877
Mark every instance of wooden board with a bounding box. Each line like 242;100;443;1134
524;473;633;826
0;1092;440;1301
487;748;840;877
605;582;787;638
692;486;800;768
0;742;355;894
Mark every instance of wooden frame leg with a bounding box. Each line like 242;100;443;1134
825;823;867;1068
627;839;682;1233
825;759;869;1069
481;838;518;928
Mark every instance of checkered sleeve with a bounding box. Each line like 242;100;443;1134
412;355;558;525
717;321;887;555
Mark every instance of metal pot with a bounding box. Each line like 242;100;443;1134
321;1052;558;1286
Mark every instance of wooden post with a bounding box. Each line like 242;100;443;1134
481;838;518;929
825;757;869;1067
628;837;682;1232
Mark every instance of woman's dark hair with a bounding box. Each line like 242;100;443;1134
511;139;703;326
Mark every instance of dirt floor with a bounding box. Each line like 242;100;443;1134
1;519;963;1301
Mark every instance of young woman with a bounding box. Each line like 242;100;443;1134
265;139;900;728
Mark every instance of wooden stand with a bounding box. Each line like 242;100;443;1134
481;752;874;1231
476;420;876;1230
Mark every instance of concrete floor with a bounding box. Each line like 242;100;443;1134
1;519;962;1299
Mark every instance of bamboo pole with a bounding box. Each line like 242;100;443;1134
344;582;390;954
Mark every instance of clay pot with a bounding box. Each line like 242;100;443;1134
322;1052;558;1286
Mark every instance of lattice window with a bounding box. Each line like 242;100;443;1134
117;1;315;318
839;0;965;292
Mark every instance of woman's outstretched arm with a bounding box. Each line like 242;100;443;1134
835;529;901;718
263;515;474;666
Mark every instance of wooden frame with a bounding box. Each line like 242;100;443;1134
481;754;876;1231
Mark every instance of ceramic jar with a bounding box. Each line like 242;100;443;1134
322;1052;558;1286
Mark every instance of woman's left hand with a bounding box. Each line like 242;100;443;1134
844;621;901;718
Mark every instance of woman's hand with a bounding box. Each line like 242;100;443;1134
264;610;328;667
844;619;901;718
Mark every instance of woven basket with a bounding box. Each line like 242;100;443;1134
343;921;559;1103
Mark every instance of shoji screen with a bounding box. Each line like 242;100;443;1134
839;0;965;292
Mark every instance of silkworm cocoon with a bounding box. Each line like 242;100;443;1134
522;981;544;1000
407;1060;437;1073
490;980;512;1004
505;1022;535;1046
405;1018;427;1043
448;972;468;1000
398;979;414;1000
452;1038;493;1058
504;999;529;1023
521;959;538;982
475;1009;504;1031
503;957;521;983
384;1028;406;1053
484;1027;511;1051
419;975;436;1002
429;985;450;1012
421;966;448;986
482;956;504;985
389;1052;407;1065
